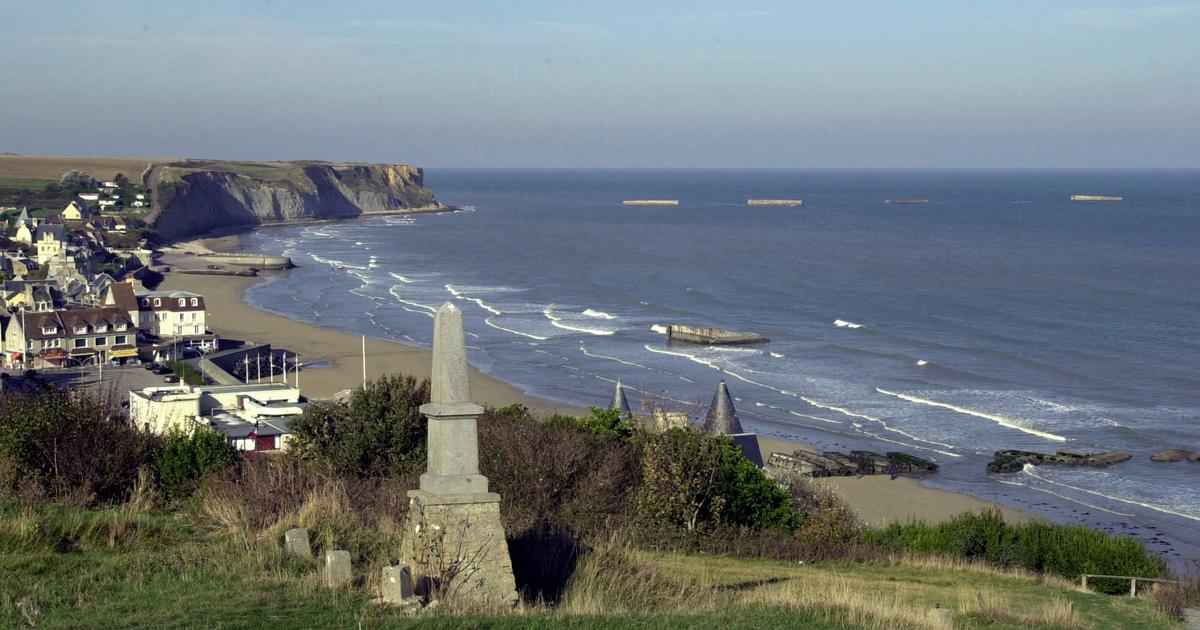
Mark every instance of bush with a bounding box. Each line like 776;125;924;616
863;509;1168;592
544;406;634;441
154;428;237;500
0;386;159;506
289;374;429;477
633;428;794;535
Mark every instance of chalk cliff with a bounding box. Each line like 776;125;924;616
148;160;444;242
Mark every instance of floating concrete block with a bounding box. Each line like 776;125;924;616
284;528;311;559
324;550;352;588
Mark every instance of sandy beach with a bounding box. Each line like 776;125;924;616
158;239;1037;526
158;266;580;415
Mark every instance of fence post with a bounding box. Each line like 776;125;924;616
1129;578;1137;597
1080;575;1088;591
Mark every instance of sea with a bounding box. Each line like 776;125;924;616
237;169;1200;565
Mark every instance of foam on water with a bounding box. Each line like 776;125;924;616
834;319;864;329
1019;465;1200;523
875;387;1069;442
543;307;618;336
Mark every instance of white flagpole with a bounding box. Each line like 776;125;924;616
361;335;367;387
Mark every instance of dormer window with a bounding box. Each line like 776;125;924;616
74;325;88;334
116;323;127;331
190;298;198;307
153;298;161;307
95;324;108;333
141;298;149;307
178;298;186;307
41;326;56;335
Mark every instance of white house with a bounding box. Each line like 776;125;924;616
135;290;208;339
78;193;100;202
128;382;303;450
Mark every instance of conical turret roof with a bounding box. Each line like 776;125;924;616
611;379;632;420
704;379;743;435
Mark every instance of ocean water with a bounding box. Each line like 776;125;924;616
240;169;1200;562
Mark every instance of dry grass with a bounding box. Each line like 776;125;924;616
0;155;168;181
957;587;1086;628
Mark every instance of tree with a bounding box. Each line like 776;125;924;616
113;173;130;188
59;170;96;190
289;374;430;477
634;428;796;534
154;427;237;500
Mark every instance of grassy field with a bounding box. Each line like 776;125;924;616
0;502;1173;629
0;155;168;182
0;177;55;190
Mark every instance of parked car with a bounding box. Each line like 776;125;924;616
143;362;157;370
152;365;173;375
163;374;180;383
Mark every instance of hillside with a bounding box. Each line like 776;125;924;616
0;155;446;243
0;503;1171;629
150;160;444;242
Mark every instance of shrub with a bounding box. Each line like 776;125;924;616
288;374;429;477
544;406;634;441
781;474;862;559
154;427;237;500
0;386;159;506
863;509;1168;592
633;428;794;535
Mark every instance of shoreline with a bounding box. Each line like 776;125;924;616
158;233;1040;526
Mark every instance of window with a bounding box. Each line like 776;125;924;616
74;338;87;349
116;323;127;331
94;337;107;346
41;326;56;335
74;325;88;334
95;324;108;333
190;298;198;306
115;335;127;345
141;298;149;307
190;312;197;322
153;298;160;307
178;298;186;307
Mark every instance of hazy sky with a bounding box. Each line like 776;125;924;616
2;1;1198;167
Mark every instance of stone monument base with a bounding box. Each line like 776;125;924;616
398;490;518;606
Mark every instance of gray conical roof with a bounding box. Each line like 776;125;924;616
17;207;29;224
611;379;632;420
704;379;743;435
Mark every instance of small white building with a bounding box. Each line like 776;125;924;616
78;193;100;202
128;382;304;451
135;290;207;338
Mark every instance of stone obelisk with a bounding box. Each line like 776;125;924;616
399;302;517;605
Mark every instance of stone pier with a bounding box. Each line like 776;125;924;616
398;302;517;605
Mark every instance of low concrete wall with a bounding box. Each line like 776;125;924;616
200;253;292;269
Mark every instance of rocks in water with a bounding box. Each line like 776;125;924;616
1151;448;1200;463
987;449;1131;474
767;449;938;478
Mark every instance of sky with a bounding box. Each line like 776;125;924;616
1;1;1198;168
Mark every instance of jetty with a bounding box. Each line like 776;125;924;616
747;199;804;206
623;199;679;206
1071;194;1123;202
885;199;928;205
667;324;767;345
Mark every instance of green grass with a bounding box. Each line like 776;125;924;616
0;178;54;191
0;504;1173;629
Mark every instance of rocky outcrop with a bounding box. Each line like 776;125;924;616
148;161;445;242
1151;448;1200;463
987;449;1131;474
768;449;938;477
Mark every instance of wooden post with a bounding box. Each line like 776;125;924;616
1129;578;1137;598
1081;575;1088;591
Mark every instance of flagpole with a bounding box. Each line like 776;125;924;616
361;335;367;387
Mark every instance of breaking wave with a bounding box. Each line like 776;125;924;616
582;309;617;320
834;319;863;329
875;388;1068;442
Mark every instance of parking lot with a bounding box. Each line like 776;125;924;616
2;363;180;401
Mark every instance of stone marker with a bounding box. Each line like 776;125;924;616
1183;607;1200;630
284;527;311;559
381;565;419;606
324;550;352;588
398;303;518;606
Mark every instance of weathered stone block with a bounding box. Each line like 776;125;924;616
1183;607;1200;630
324;550;352;588
284;527;311;559
929;606;953;627
381;565;418;604
398;491;517;606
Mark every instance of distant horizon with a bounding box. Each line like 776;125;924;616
4;152;1200;172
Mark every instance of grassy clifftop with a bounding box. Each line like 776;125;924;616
0;502;1171;629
